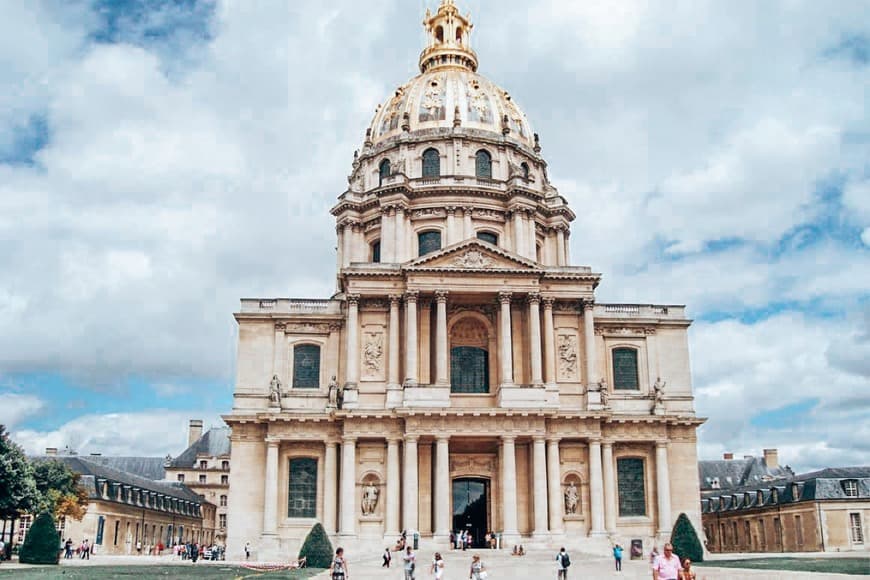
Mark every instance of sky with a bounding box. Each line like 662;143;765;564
0;0;868;473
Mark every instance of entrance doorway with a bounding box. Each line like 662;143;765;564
452;478;489;547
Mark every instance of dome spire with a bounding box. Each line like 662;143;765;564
420;0;478;73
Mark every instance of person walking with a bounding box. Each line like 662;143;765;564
244;541;250;560
555;547;570;579
329;547;349;580
469;553;487;580
431;551;445;580
652;543;681;580
613;543;623;572
382;546;392;568
403;545;416;580
64;538;73;559
81;539;90;560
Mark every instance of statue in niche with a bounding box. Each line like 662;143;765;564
564;481;579;515
361;481;379;515
269;375;282;406
652;377;666;414
599;377;610;408
327;376;339;409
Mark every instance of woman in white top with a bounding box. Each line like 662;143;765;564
469;553;487;579
431;552;445;579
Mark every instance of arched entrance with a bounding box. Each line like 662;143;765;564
452;478;489;547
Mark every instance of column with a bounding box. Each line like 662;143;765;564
564;231;571;264
656;441;672;535
403;435;419;532
588;439;605;535
501;436;518;536
336;226;345;271
388;295;401;388
463;207;473;240
340;436;357;537
434;436;450;538
345;295;360;388
532;436;549;536
542;298;556;386
527;211;537;259
528;293;543;386
583;301;597;388
446;207;457;245
323;441;338;534
556;227;566;266
385;438;401;536
547;437;564;534
404;291;418;386
272;323;286;384
352;223;365;263
513;210;525;257
343;223;354;267
435;291;449;385
498;292;514;386
382;207;395;262
602;441;617;534
262;439;279;535
394;206;406;263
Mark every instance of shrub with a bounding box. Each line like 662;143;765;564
670;512;704;563
18;512;60;565
298;522;333;568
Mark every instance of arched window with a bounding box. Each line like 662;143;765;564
435;26;444;43
456;26;463;42
379;159;391;186
475;150;492;178
418;230;442;256
612;348;639;390
521;162;530;179
293;344;320;389
476;231;498;245
617;457;646;516
287;458;317;518
422;148;440;178
371;240;381;263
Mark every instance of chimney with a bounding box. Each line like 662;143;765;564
45;447;58;456
188;419;203;447
723;452;734;460
763;448;778;469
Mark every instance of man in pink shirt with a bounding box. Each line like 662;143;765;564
653;543;681;580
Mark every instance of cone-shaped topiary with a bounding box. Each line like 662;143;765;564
298;522;333;569
670;512;704;563
19;512;60;565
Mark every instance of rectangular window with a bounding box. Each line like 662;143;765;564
733;521;739;546
774;517;782;547
844;480;858;497
221;475;229;485
745;521;752;549
616;457;646;516
293;344;321;389
851;513;864;543
759;519;766;549
220;495;227;507
288;457;318;518
199;460;207;469
222;461;230;471
113;520;120;546
795;515;803;546
177;474;184;483
199;475;206;484
219;514;227;529
612;348;639;390
96;516;105;545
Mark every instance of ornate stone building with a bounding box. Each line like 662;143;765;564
225;0;704;559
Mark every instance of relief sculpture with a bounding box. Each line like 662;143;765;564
557;335;578;379
363;332;384;375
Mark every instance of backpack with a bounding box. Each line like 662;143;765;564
561;552;571;567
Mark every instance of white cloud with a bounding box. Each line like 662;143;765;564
0;392;46;430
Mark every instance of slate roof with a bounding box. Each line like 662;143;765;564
168;427;231;469
83;456;166;481
698;456;793;492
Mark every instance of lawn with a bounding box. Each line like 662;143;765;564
697;557;870;575
0;565;324;579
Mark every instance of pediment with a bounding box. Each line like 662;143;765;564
404;239;541;271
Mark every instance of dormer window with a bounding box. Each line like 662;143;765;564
771;488;779;503
757;490;764;504
792;483;800;499
843;479;859;497
711;477;720;489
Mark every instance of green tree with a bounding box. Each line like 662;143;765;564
18;512;60;565
670;512;704;563
298;522;333;569
32;459;89;521
0;425;38;520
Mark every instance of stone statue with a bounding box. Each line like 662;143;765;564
652;377;666;414
361;482;379;515
599;377;610;408
269;374;282;406
564;481;579;515
327;376;339;409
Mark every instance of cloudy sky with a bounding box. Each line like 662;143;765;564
1;0;867;473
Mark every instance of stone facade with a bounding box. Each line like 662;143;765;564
223;0;704;560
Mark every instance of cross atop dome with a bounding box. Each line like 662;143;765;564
420;0;478;73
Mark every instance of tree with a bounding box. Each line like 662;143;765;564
297;522;333;569
32;459;89;521
18;512;60;565
0;425;38;520
670;512;704;563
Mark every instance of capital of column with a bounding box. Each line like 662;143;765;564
266;438;280;447
435;434;451;443
542;296;555;310
532;434;546;444
587;437;602;446
434;290;449;303
546;435;562;444
325;440;339;449
347;294;361;306
404;290;419;303
445;206;457;216
602;440;614;450
583;300;595;312
527;292;541;305
655;440;669;449
274;322;286;332
404;434;420;443
389;294;402;306
463;206;474;217
386;436;403;445
381;205;395;217
498;291;513;305
501;434;517;444
342;435;357;443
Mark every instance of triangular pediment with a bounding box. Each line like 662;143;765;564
404;239;541;271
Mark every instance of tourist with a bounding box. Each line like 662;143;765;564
0;538;4;563
382;546;392;568
403;545;416;580
652;543;681;580
64;538;73;559
556;546;570;579
431;551;445;579
613;543;623;572
245;541;251;560
80;538;90;560
329;547;349;580
469;553;487;580
678;558;697;580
